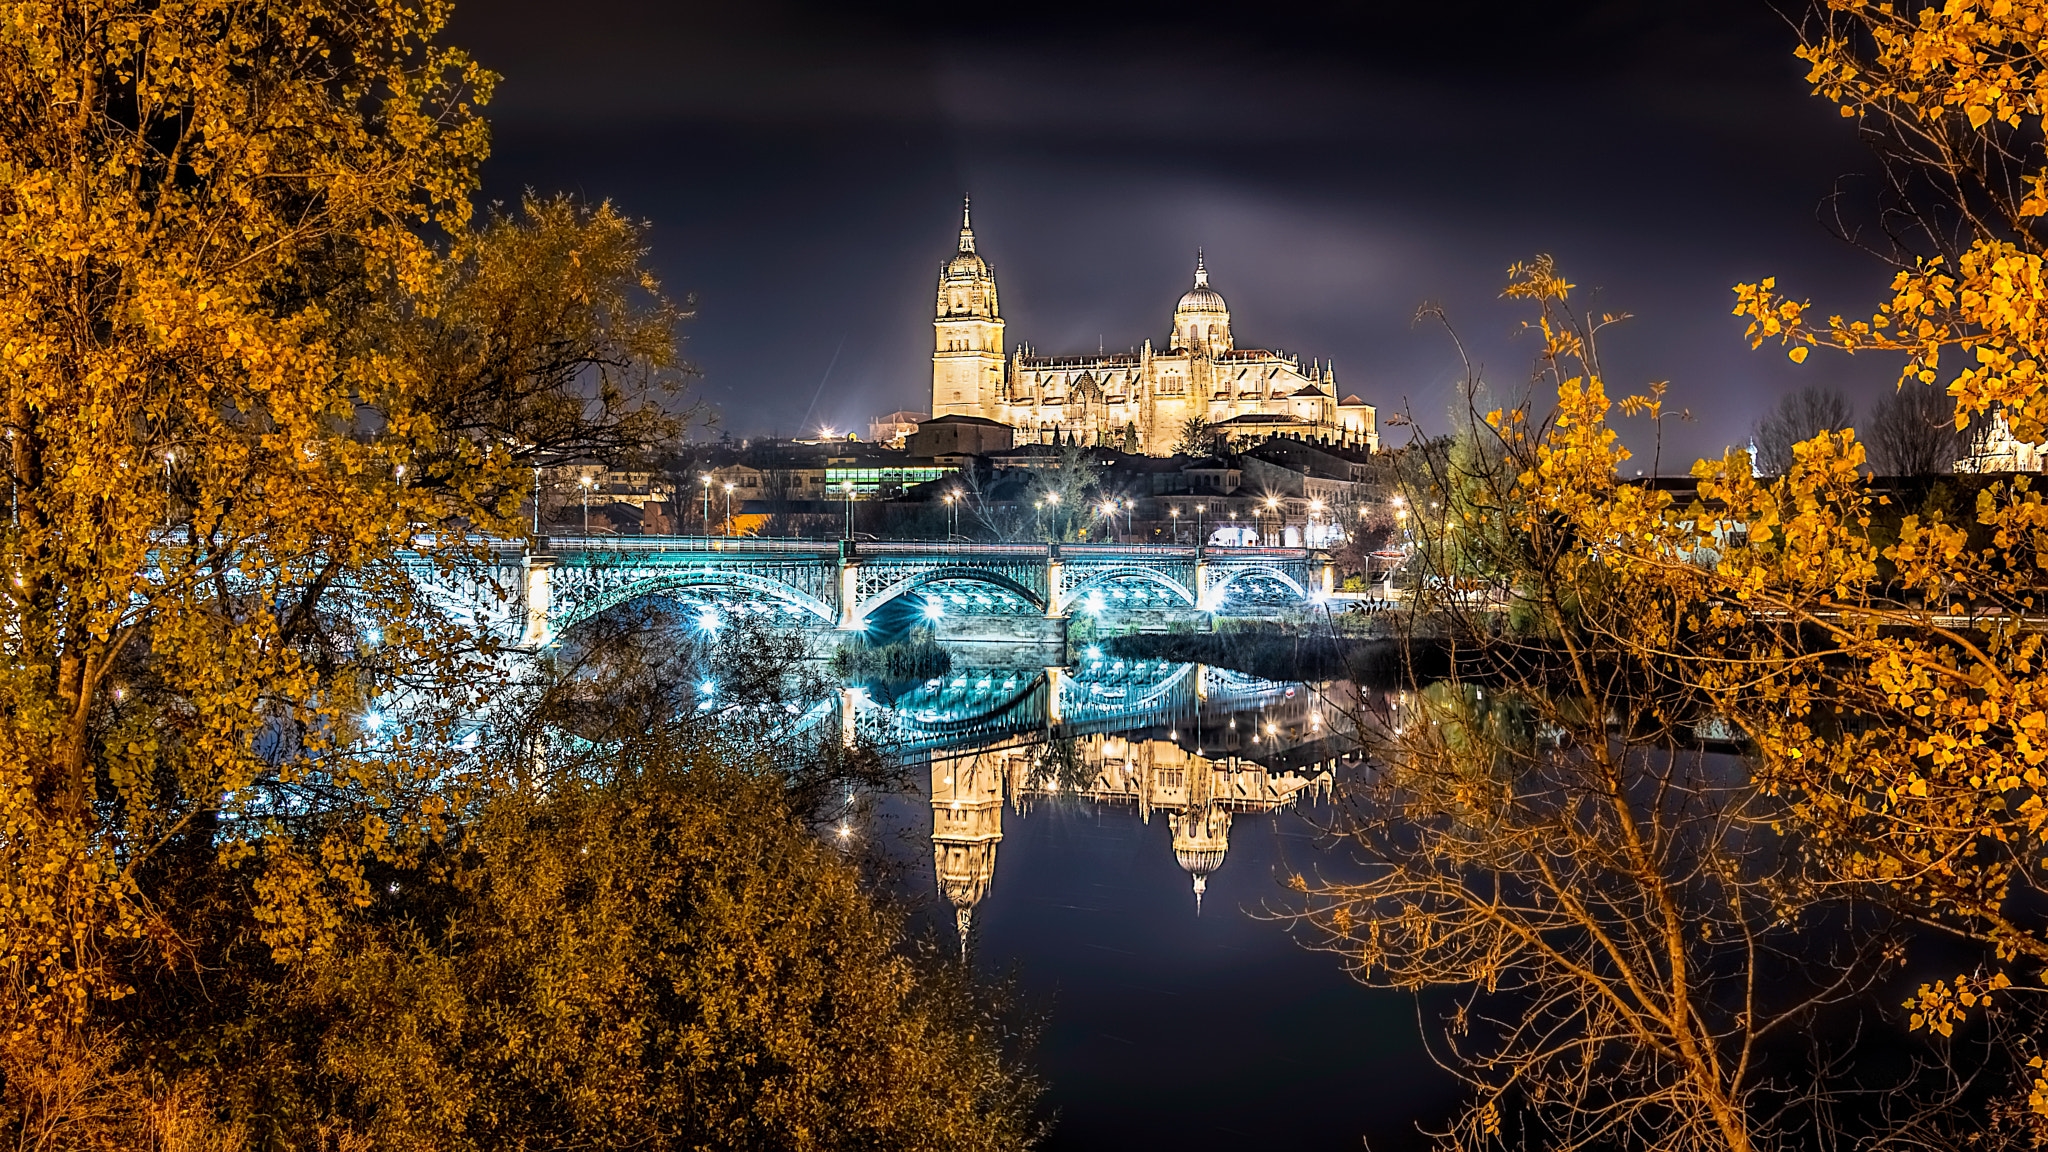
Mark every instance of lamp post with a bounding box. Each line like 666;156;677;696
842;479;856;539
1263;495;1279;546
723;482;735;536
1195;503;1205;548
1098;499;1117;543
700;474;712;533
531;463;542;535
944;490;959;540
1169;506;1181;544
579;474;593;536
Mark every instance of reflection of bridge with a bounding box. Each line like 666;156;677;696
491;537;1333;647
842;658;1314;753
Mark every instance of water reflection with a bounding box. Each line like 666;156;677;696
860;651;1357;955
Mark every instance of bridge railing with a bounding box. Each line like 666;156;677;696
857;541;1047;558
534;535;1320;561
544;534;838;555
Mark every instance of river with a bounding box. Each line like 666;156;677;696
845;645;1461;1150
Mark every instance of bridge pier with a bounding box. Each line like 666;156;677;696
836;545;864;631
522;552;556;648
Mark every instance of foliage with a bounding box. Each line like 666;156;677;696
1301;261;1899;1152
143;727;1043;1151
832;626;955;685
1172;414;1219;457
0;0;690;1129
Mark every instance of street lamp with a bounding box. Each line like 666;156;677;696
944;490;959;540
723;482;735;535
1195;503;1206;548
1264;495;1280;546
700;474;713;532
579;474;593;536
841;479;856;539
1169;506;1181;544
1045;491;1061;542
1098;499;1117;542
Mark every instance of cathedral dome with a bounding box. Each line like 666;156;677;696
1170;250;1233;356
1174;250;1229;315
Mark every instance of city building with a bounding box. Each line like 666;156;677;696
929;201;1379;454
868;410;929;447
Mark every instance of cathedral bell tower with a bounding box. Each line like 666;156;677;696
932;199;1006;421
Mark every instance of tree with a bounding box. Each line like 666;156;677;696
0;0;680;1112
1751;385;1852;475
1300;263;1896;1152
1172;414;1217;457
1722;7;2048;1112
1868;382;1970;476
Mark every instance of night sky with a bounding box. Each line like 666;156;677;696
446;0;1890;467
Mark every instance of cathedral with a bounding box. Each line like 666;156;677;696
930;202;1379;455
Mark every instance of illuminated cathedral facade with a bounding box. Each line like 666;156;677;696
929;202;1379;454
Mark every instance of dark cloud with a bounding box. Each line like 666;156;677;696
449;0;1898;463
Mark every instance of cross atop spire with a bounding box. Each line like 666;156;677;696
958;196;976;254
1194;247;1209;289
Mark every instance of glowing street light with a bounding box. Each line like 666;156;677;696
722;481;736;536
579;473;594;535
700;474;713;531
841;478;856;539
943;490;960;540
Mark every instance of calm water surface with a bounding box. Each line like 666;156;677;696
850;648;1459;1151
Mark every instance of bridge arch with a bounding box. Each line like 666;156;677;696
1201;565;1308;609
1058;565;1196;614
854;567;1047;623
553;570;837;638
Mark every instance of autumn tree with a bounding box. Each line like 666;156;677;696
1301;263;1901;1152
1704;3;2048;1107
0;0;682;1127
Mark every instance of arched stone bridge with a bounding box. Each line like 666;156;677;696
492;537;1334;648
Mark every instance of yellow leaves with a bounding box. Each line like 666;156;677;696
1788;345;1810;363
1906;972;2012;1035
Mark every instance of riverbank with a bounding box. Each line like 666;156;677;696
1102;625;1442;684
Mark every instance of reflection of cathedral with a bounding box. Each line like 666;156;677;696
930;202;1379;452
929;733;1336;952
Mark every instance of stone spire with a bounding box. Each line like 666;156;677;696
958;196;976;254
1194;247;1208;289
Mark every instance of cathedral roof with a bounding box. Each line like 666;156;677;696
1289;382;1329;398
1174;250;1229;315
1340;394;1370;406
946;196;990;277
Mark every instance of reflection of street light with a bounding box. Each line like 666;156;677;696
723;481;735;535
579;474;593;535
